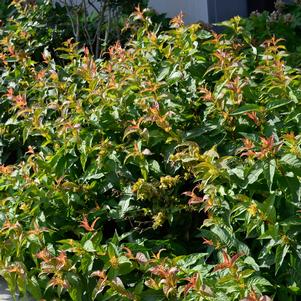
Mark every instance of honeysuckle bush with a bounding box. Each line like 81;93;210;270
1;3;301;301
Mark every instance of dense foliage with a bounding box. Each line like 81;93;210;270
1;1;301;301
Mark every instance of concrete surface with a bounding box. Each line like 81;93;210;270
0;278;15;301
0;278;34;301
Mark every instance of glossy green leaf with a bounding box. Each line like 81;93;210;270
275;244;289;275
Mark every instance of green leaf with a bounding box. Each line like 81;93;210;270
157;65;170;81
231;104;263;115
288;283;301;294
247;276;272;289
27;276;42;299
275;244;289;275
54;155;67;177
259;224;279;240
118;192;133;218
140;160;149;180
263;159;276;191
83;240;96;252
22;126;30;143
167;70;182;83
245;166;263;187
80;153;87;170
280;154;301;169
184;125;218;139
175;253;207;269
84;173;105;181
140;289;166;301
244;256;260;271
66;273;82;301
229;166;244;180
117;256;133;275
262;195;276;224
197;30;212;39
280;217;301;227
149;160;162;175
266;99;292;111
108;243;118;259
285;174;301;202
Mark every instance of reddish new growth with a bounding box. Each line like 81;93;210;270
82;46;97;76
91;270;108;293
262;35;284;50
5;88;27;108
183;273;213;296
213;250;243;272
239;135;278;158
108;41;125;61
26;145;35;155
35;69;46;81
48;277;69;289
8;46;15;57
148;104;172;132
56;251;68;270
36;248;52;263
183;273;199;295
0;164;13;175
149;265;178;278
6;263;25;276
0;53;7;65
199;87;214;102
123;247;148;264
246;111;260;126
203;238;214;246
80;215;100;232
133;5;145;21
211;32;223;44
1;218;20;231
241;290;272;301
149;265;178;296
257;135;277;159
239;138;256;157
28;222;48;236
36;249;71;290
225;77;246;104
182;190;206;205
170;11;184;28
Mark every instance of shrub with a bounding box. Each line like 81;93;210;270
1;5;301;301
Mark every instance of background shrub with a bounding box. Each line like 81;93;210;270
224;0;301;67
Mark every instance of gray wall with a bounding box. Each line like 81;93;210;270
149;0;209;24
207;0;248;23
149;0;249;24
